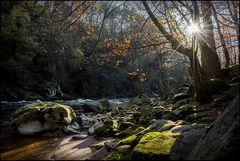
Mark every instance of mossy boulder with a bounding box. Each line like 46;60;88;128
150;100;164;107
10;101;76;135
82;103;101;113
129;94;151;106
175;86;190;94
173;93;191;103
185;111;213;123
115;145;132;160
118;121;133;130
197;116;216;124
172;102;198;117
131;132;176;160
150;120;191;133
98;99;110;111
82;99;110;113
115;125;145;138
172;98;193;110
94;120;119;136
116;134;141;148
170;125;192;133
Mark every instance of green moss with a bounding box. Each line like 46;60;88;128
131;132;176;160
173;102;198;116
116;134;140;148
115;145;132;160
95;120;119;136
115;125;145;138
11;101;76;124
174;120;191;125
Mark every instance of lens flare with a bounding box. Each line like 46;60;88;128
187;23;200;33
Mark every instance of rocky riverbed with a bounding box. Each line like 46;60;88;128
0;78;239;160
0;98;129;160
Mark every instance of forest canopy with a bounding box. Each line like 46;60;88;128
0;1;239;101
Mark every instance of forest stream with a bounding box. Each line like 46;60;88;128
0;98;130;160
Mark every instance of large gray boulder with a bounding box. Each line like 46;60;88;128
170;128;207;160
187;95;239;160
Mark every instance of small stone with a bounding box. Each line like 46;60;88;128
71;134;88;140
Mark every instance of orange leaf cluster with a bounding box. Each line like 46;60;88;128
128;68;146;81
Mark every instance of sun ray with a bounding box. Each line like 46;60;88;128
187;23;200;34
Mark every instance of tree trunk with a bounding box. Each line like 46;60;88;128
211;2;230;68
142;1;212;103
199;1;221;78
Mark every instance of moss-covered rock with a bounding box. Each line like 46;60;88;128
172;98;193;110
116;134;141;148
148;119;175;132
10;101;76;135
173;93;191;103
185;111;212;123
118;121;133;130
129;94;151;106
131;132;176;160
150;120;191;133
98;99;110;112
172;102;198;117
175;86;190;94
170;125;192;133
197;116;216;124
150;100;164;107
94;120;119;136
115;125;145;138
82;103;101;113
115;145;132;160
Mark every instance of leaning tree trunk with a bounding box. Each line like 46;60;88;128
192;1;213;103
199;1;222;79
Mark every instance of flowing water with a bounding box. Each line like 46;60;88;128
0;98;129;160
